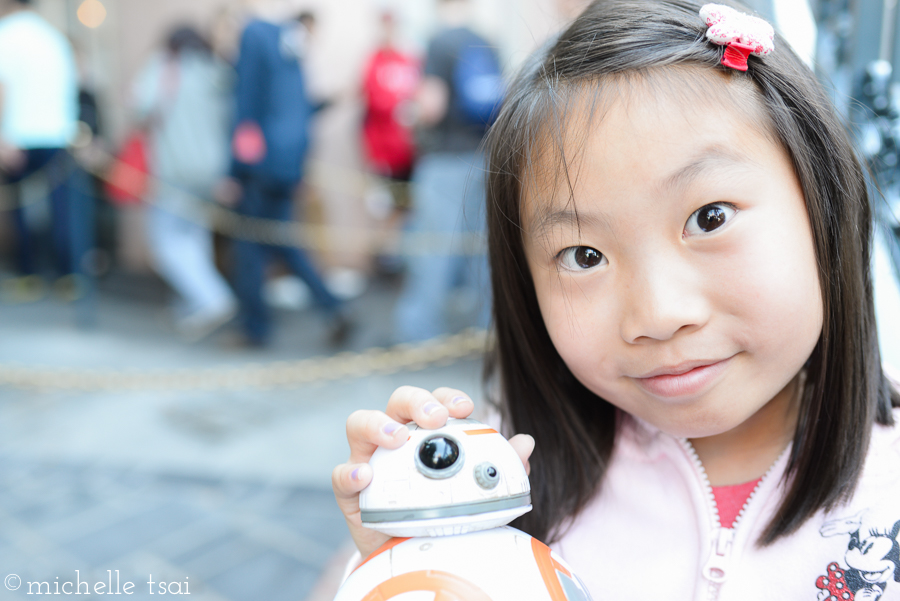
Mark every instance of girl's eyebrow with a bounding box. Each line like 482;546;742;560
529;146;757;240
661;144;757;193
529;206;612;240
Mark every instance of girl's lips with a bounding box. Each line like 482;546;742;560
634;358;732;398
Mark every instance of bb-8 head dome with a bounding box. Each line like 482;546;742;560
337;419;594;601
360;418;532;537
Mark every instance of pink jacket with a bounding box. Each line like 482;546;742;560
555;408;900;601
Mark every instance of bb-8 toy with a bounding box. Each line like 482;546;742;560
334;418;593;601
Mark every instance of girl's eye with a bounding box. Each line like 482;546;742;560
684;203;737;236
557;246;607;271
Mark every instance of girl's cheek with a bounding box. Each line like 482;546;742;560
544;276;609;335
716;207;823;349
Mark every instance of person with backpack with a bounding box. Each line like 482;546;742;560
391;0;503;342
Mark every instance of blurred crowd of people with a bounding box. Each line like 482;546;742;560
0;0;504;349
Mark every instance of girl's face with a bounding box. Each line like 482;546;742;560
522;72;823;441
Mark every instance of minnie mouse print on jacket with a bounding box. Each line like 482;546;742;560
816;511;900;601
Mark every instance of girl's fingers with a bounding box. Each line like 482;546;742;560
346;409;410;465
509;433;535;476
344;387;475;467
332;462;373;506
332;462;390;558
430;387;475;418
384;385;452;428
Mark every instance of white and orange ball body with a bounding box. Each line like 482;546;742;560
335;525;591;601
334;419;593;601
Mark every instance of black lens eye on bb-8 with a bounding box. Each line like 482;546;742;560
416;435;464;479
474;462;500;489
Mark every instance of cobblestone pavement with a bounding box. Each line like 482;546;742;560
0;459;347;601
0;272;487;601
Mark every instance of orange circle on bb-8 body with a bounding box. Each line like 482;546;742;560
360;570;492;601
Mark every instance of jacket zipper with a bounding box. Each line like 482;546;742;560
678;439;788;601
678;439;726;601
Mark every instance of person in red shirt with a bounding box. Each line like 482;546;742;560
360;11;420;275
361;12;419;184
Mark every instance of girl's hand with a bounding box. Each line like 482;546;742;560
331;386;535;559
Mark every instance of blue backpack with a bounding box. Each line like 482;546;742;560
453;43;505;126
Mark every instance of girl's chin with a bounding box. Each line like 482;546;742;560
627;404;745;440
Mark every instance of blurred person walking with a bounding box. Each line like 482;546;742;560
391;0;502;342
361;11;419;185
133;26;237;341
225;7;349;347
0;0;92;306
360;11;420;275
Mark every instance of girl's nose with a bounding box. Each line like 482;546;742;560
618;258;711;344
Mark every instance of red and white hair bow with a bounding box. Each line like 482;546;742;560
699;3;775;71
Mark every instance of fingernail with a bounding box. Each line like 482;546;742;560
351;467;360;481
383;421;401;435
423;402;441;415
451;396;469;405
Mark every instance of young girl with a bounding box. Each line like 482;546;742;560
333;0;900;598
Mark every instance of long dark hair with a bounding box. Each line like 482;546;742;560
484;0;900;545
